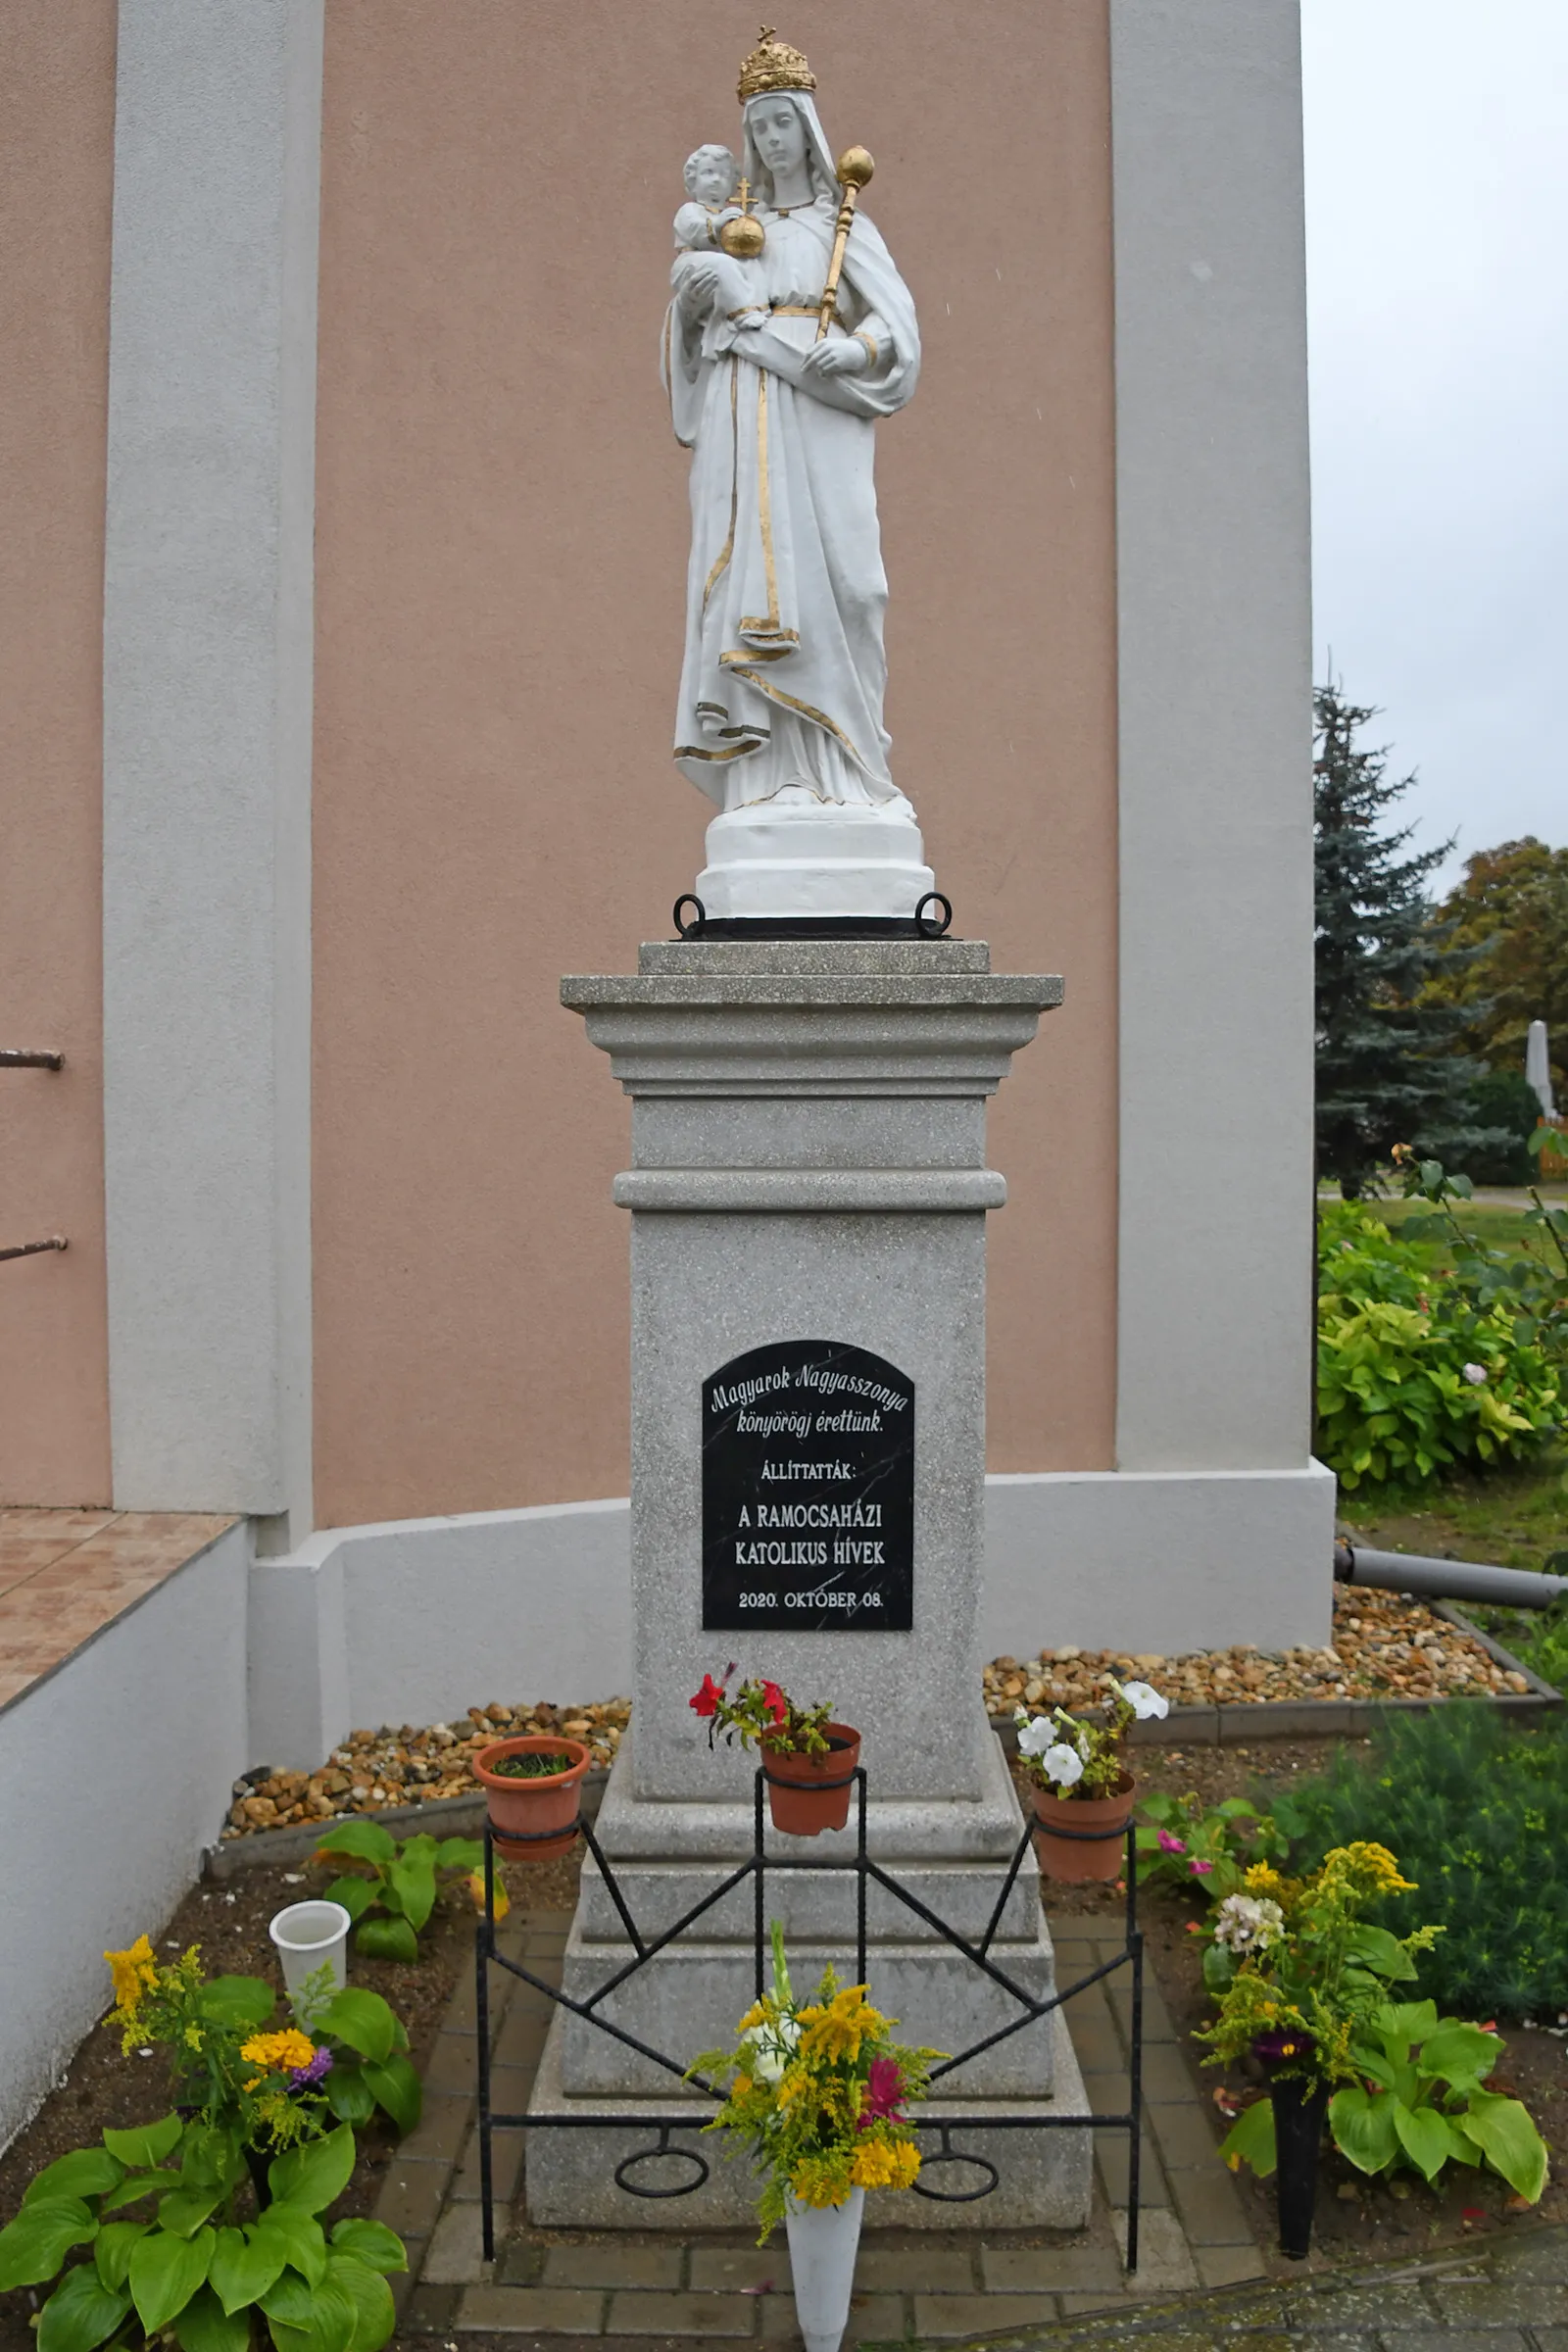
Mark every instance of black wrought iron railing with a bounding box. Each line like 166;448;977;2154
472;1764;1145;2268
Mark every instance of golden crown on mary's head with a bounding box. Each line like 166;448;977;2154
738;26;816;103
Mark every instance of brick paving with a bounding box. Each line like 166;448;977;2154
385;1912;1269;2342
384;1904;1567;2346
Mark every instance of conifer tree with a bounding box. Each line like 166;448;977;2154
1313;684;1504;1196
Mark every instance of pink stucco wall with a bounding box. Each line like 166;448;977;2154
311;0;1119;1527
0;3;116;1507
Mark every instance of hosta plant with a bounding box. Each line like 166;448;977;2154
296;1975;422;2138
0;1943;407;2350
311;1821;484;1962
0;2114;405;2352
1220;1999;1548;2205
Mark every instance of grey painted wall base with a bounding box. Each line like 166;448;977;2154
983;1464;1336;1656
0;1524;250;2147
247;1498;632;1767
245;1464;1334;1768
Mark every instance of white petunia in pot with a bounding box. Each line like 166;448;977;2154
1014;1672;1168;1884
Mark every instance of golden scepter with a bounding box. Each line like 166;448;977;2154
815;146;874;340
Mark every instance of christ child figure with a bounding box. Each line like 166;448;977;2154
671;143;767;330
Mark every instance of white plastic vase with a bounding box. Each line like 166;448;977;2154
785;2185;864;2352
269;1899;351;2015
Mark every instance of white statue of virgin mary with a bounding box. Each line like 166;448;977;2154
662;29;940;925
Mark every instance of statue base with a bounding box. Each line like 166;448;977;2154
696;795;936;922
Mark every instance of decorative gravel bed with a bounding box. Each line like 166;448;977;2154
222;1697;629;1837
220;1588;1541;1843
982;1583;1537;1717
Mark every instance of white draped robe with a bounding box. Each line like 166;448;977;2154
663;109;921;814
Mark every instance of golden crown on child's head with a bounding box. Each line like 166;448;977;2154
738;26;816;103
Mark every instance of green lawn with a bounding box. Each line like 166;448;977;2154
1338;1448;1568;1695
1369;1195;1567;1259
1338;1446;1568;1572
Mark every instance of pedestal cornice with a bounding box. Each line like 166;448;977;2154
561;943;1063;1104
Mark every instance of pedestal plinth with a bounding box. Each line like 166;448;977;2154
530;941;1089;2230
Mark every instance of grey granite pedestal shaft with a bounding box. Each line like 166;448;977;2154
527;941;1090;2230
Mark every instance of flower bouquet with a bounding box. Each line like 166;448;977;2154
692;1927;940;2352
1013;1674;1168;1882
1198;1841;1546;2254
691;1665;860;1837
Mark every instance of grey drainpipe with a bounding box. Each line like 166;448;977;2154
1335;1539;1568;1611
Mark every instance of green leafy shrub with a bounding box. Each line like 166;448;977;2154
0;2114;405;2352
1316;1200;1560;1491
1399;1149;1568;1379
1134;1791;1302;1899
312;1821;483;1962
1284;1705;1568;2018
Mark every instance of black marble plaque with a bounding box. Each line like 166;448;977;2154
702;1340;914;1632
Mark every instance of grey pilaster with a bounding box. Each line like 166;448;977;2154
102;0;321;1530
1109;0;1317;1471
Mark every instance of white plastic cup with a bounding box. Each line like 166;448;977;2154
269;1899;351;2016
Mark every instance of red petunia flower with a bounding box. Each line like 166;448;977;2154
760;1680;789;1726
690;1674;727;1719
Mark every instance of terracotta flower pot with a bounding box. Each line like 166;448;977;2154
1031;1768;1137;1883
473;1736;591;1860
762;1725;861;1837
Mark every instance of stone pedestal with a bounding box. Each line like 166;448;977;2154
530;941;1089;2230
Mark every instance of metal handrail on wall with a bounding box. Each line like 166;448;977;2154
1;1050;68;1264
472;1765;1145;2269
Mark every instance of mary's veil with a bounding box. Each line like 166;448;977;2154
740;91;841;207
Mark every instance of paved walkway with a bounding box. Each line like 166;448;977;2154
388;1912;1263;2342
384;1909;1563;2349
969;2227;1568;2348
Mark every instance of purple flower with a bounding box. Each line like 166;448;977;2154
1252;2031;1306;2065
288;2047;334;2089
1188;1857;1214;1877
1157;1831;1187;1854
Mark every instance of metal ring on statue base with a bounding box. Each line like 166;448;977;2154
669;899;958;942
910;2128;1000;2203
612;2127;710;2200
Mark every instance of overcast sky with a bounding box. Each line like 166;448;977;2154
1301;0;1568;893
